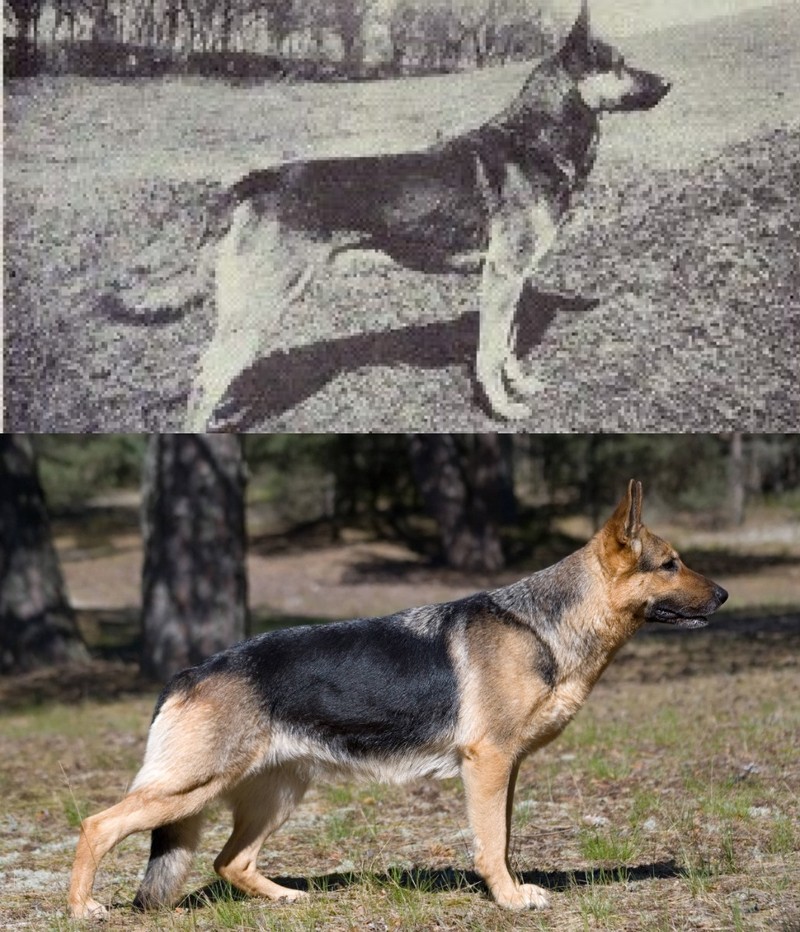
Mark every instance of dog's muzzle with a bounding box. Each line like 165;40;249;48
622;69;672;111
647;585;728;628
643;74;672;108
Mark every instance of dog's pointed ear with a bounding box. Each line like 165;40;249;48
563;0;591;51
606;479;644;551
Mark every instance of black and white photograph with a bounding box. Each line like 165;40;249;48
4;0;799;431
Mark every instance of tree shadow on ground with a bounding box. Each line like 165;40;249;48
0;656;154;710
177;859;683;909
211;289;598;428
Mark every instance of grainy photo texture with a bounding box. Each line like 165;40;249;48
4;0;799;431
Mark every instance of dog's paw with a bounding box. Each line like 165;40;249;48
276;888;308;904
489;394;533;421
69;898;109;920
477;372;532;421
495;883;550;911
503;355;544;402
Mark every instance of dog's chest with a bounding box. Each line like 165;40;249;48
526;680;590;745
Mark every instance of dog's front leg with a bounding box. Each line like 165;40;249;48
477;167;560;420
477;254;533;421
462;745;549;910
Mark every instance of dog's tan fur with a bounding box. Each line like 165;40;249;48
69;481;726;918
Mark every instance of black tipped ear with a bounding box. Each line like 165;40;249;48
563;0;590;50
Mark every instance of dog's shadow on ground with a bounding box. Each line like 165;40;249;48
175;859;681;910
213;287;599;428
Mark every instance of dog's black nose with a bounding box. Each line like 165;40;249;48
714;585;728;606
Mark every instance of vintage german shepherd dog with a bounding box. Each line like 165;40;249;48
69;481;726;918
127;1;670;428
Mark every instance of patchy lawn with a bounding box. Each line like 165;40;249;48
1;637;798;931
1;506;799;930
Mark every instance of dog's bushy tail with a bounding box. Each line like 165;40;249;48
96;243;216;326
96;185;239;327
133;814;204;910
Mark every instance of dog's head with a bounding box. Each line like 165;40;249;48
559;1;671;113
598;480;728;629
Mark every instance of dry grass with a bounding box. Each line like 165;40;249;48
2;504;799;930
1;642;798;931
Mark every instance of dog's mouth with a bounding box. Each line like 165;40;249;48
647;607;709;629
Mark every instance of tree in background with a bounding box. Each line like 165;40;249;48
5;0;45;73
264;0;303;53
385;0;549;73
408;434;515;571
728;432;746;527
140;435;248;681
0;436;88;673
328;0;373;71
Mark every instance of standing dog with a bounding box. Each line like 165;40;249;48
69;480;726;918
161;0;669;428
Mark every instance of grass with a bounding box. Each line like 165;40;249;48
578;828;639;867
768;817;796;856
576;884;616;928
1;632;798;931
2;511;799;929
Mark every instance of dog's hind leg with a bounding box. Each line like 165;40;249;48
214;766;310;902
133;813;205;910
185;201;331;431
69;691;255;919
478;256;531;421
68;779;224;919
462;743;549;910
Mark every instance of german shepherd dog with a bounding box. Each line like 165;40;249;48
69;481;726;918
115;1;669;429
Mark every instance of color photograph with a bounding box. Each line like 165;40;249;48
1;434;798;929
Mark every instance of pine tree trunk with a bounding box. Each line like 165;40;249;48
728;432;746;527
408;435;513;572
0;436;88;673
141;436;248;682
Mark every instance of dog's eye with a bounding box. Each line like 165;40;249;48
661;559;678;572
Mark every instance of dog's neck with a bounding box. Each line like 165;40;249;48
489;58;600;189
